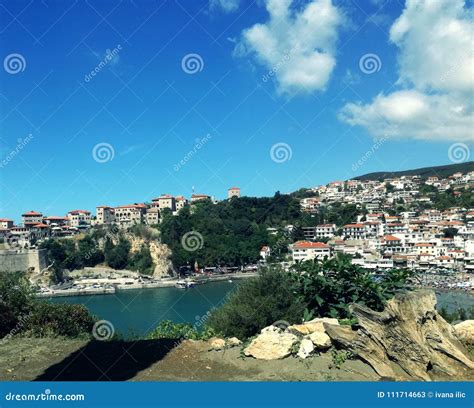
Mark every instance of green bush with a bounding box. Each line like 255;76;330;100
206;268;305;339
0;272;33;337
293;257;413;319
24;302;95;338
0;272;96;340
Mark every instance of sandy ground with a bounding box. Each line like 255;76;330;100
0;338;379;382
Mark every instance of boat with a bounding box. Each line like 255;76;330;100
176;279;197;289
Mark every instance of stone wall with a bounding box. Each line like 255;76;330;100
0;249;47;273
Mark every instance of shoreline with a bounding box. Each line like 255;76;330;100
36;271;258;298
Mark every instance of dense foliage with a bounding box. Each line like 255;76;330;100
159;193;364;267
0;272;95;339
206;258;413;339
206;268;305;339
293;257;413;319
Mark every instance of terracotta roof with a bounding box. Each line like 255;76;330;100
0;218;13;222
33;223;49;228
292;241;329;249
343;223;365;228
68;210;90;215
384;235;401;241
228;187;240;190
22;211;42;216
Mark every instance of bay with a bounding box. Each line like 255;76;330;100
49;282;473;338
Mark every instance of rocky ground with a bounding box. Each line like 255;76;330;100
0;337;379;382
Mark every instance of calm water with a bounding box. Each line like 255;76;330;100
49;282;473;338
49;281;237;337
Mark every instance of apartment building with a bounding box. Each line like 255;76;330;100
290;241;331;262
228;187;241;199
22;211;43;227
67;210;91;227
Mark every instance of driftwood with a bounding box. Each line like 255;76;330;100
324;290;474;380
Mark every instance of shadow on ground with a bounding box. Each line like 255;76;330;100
34;339;179;381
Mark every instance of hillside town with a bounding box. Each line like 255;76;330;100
1;171;474;283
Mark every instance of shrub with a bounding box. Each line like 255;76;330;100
293;257;413;319
206;268;305;339
0;272;33;337
24;302;96;338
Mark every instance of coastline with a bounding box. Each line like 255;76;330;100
36;271;258;298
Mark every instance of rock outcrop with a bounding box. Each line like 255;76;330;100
244;326;298;360
325;290;474;381
454;320;474;344
288;317;339;335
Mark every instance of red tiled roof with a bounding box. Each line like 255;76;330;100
0;218;13;222
228;187;240;190
384;235;401;241
22;211;42;216
292;241;329;249
343;223;364;228
68;210;90;215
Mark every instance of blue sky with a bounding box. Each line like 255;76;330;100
0;0;472;222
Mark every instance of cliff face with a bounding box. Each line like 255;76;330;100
123;230;173;278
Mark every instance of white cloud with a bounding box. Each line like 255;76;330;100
340;0;474;141
210;0;240;13
238;0;343;94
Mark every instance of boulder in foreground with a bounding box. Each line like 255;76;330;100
244;327;298;360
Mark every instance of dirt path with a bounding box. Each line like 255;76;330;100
0;338;379;382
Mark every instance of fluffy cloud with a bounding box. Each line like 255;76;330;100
340;0;474;141
238;0;343;94
210;0;240;13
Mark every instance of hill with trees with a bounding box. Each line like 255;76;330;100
354;161;473;181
